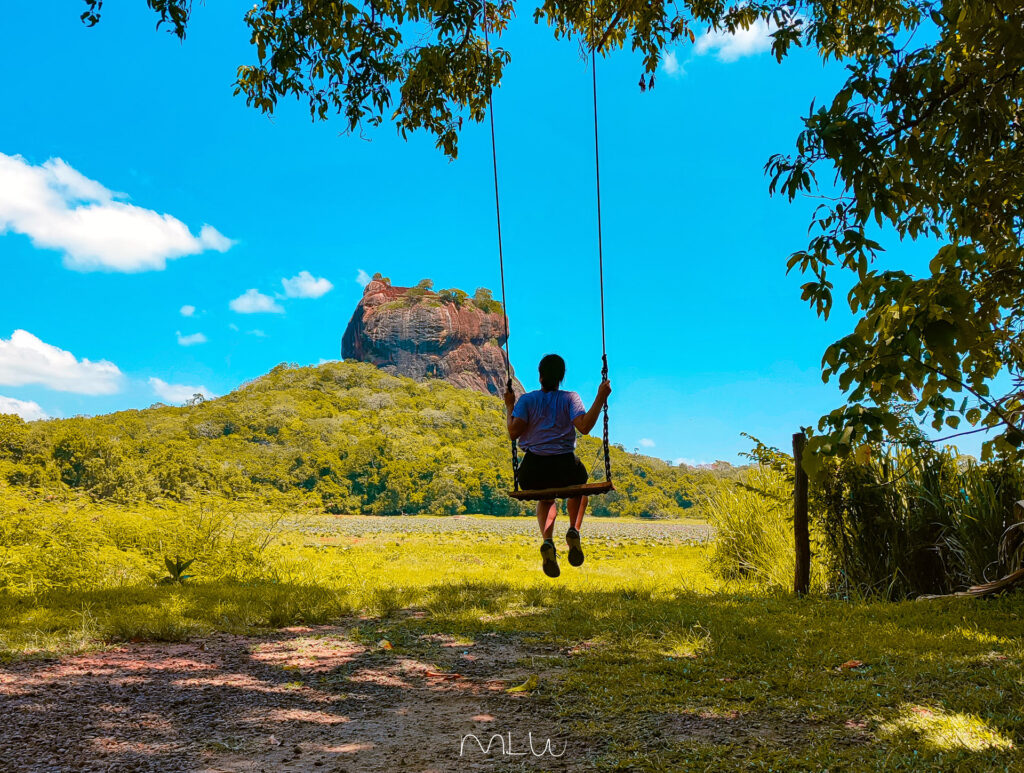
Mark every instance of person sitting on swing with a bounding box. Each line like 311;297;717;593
504;354;612;578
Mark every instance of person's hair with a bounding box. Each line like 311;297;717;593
538;354;566;391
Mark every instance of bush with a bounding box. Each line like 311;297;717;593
710;438;1024;599
472;287;504;314
438;288;469;307
0;494;282;594
704;465;827;592
818;449;1024;599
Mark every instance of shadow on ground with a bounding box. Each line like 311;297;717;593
1;581;1022;771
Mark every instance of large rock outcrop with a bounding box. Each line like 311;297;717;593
341;278;523;396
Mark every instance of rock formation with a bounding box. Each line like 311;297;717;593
341;277;523;396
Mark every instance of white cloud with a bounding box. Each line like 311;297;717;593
662;51;684;78
674;457;708;467
0;395;48;421
197;224;234;252
229;289;284;314
176;331;207;346
356;269;371;288
282;270;333;299
0;152;236;272
149;377;216;404
694;18;777;62
246;329;267;338
45;157;117;201
180;305;196;317
639;438;656;448
0;330;122;394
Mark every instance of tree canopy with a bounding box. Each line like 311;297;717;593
79;0;785;157
764;1;1024;467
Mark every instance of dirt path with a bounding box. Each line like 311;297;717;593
0;627;588;772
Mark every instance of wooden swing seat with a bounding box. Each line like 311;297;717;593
507;481;614;501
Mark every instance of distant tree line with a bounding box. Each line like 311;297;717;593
0;362;727;517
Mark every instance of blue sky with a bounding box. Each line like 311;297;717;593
0;4;963;464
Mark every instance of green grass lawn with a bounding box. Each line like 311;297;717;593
2;515;1022;770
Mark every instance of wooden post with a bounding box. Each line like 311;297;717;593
793;432;810;596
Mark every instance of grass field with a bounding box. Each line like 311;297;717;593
1;514;1022;771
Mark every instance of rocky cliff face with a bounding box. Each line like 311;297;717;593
341;279;523;396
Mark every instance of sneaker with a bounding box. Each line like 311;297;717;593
540;539;560;578
566;527;584;567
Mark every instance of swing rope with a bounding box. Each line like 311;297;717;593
590;19;612;486
482;3;521;491
483;3;613;497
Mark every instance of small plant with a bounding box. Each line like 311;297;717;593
471;287;504;314
159;556;195;585
438;288;468;307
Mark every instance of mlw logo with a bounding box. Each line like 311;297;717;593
459;732;566;757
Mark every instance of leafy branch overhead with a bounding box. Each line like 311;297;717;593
764;1;1024;465
78;0;798;158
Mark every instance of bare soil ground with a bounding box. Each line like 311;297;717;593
0;626;588;773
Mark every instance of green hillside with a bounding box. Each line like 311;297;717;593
0;361;727;518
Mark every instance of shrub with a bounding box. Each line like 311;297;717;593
0;493;284;595
818;449;1024;599
472;287;504;314
438;288;469;307
712;437;1024;599
704;465;827;592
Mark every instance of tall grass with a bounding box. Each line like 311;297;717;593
703;466;828;592
0;488;292;594
706;448;1024;600
819;450;1024;600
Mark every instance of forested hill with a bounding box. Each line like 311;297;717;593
0;361;734;517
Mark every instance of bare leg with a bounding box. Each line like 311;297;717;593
536;499;558;540
565;496;587;567
567;495;588;531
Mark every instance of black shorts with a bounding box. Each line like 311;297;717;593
517;451;588;491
